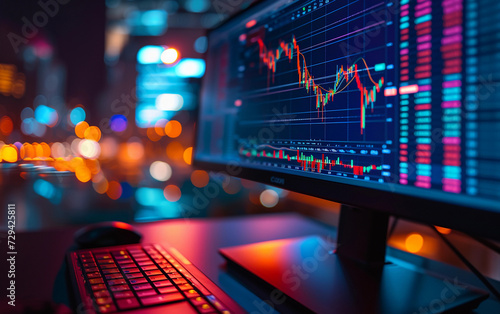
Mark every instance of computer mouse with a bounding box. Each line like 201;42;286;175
74;221;142;248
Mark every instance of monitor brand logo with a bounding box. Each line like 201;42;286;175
270;176;285;185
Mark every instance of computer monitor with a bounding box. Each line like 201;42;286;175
194;0;498;312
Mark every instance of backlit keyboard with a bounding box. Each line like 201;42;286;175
73;244;231;313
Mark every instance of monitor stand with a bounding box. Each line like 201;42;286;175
219;205;489;313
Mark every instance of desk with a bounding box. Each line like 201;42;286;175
1;213;499;313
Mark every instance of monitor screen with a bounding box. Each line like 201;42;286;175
195;0;500;215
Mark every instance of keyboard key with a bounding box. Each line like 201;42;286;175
93;290;110;298
178;284;194;291
141;265;158;271
116;297;140;310
197;303;216;313
95;297;113;305
128;278;148;285
105;274;123;280
133;283;152;291
88;278;104;285
91;284;107;291
190;296;207;306
153;280;172;288
173;278;188;285
118;263;135;269
138;261;154;266
100;264;117;269
87;272;101;279
158;286;179;294
122;268;140;274
140;292;184;306
102;269;120;275
98;259;115;265
167;273;183;279
84;267;99;273
125;273;143;279
97;304;116;313
113;291;134;299
149;275;167;281
82;263;96;268
107;279;126;285
144;270;162;276
136;289;157;297
134;257;151;262
110;285;130;292
95;254;112;260
185;289;200;298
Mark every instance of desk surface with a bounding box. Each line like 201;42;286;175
2;212;499;313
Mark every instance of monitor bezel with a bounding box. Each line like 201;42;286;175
193;0;500;241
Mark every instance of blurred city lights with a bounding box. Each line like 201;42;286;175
107;181;123;200
166;141;184;161
147;127;162;142
136;187;166;206
183;147;193;165
51;142;66;158
99;137;118;159
260;189;279;208
75;121;90;138
93;176;109;194
175;59;206;78
435;226;452;234
70;107;86;126
156;93;184;111
126;140;145;161
149;161;172;182
110;114;127;132
185;0;210;13
194;36;208;54
33;179;56;199
35;105;58;126
78;140;101;159
84;126;102;142
405;233;424;253
163;185;181;202
20;107;34;120
154;119;168;136
191;170;209;188
137;45;164;64
75;165;92;182
160;48;179;65
1;145;18;163
246;19;257;28
165;120;182;138
0;116;13;135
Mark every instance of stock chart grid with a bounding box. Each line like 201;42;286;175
196;0;500;209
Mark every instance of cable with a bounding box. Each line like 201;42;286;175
429;225;500;301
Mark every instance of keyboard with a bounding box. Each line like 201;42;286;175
67;244;243;313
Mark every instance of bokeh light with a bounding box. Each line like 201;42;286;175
405;233;424;253
0;116;13;135
260;189;279;208
149;161;172;182
75;165;92;182
79;140;101;159
435;226;452;234
110;114;127;132
1;145;18;163
165;120;182;138
84;126;102;142
126;141;145;161
75;121;89;138
164;185;181;202
160;48;179;64
191;170;209;188
70;107;86;126
183;147;193;165
107;181;123;200
166;141;184;161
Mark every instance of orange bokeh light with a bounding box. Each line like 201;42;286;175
0;116;13;135
75;165;92;182
191;170;209;188
84;126;102;142
164;185;181;202
107;181;122;200
165;120;182;138
405;233;424;253
166;141;184;161
147;127;162;142
75;121;89;138
1;145;18;162
183;147;193;165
